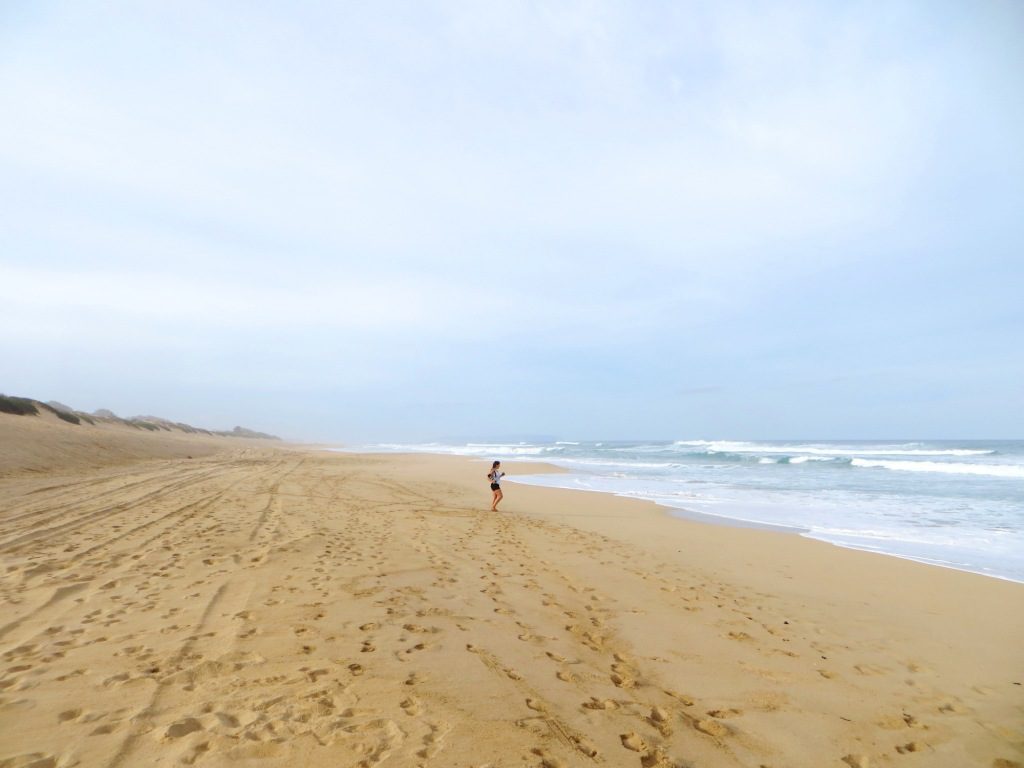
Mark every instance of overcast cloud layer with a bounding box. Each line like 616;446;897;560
2;2;1022;441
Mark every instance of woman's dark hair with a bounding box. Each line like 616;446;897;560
492;460;501;468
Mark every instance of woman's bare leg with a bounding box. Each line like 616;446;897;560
492;489;503;511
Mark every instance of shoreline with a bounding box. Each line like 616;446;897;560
335;446;1024;585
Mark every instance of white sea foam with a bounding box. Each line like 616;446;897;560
465;442;548;453
674;440;994;457
851;459;1024;479
560;458;680;470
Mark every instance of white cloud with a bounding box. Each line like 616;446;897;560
0;0;944;266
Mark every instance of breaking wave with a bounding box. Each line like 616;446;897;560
850;459;1024;479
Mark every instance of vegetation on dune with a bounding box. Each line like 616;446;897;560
43;405;81;425
47;400;94;424
172;422;212;435
0;396;83;424
0;395;40;416
2;393;278;439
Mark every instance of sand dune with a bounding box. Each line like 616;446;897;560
0;406;276;476
0;438;1021;767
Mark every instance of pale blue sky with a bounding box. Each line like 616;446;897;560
2;2;1022;441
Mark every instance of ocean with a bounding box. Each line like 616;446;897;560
348;439;1024;584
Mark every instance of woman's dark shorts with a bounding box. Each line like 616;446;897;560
490;483;501;491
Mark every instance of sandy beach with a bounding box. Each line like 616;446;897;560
1;422;1021;767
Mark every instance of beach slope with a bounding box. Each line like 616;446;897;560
0;444;1020;767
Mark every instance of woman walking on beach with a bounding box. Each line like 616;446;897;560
488;461;505;511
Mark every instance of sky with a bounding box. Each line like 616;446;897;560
2;1;1022;442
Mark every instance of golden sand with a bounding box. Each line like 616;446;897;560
1;417;1021;767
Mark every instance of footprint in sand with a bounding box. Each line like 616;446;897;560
650;706;670;723
165;717;204;739
402;623;435;633
400;697;422;715
103;672;131;687
403;642;427;655
695;718;729;738
573;736;599;758
707;708;742;718
214;711;241;728
610;671;635;688
620;732;646;752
